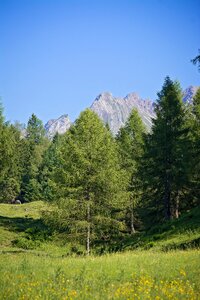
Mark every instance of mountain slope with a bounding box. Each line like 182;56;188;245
44;114;71;139
183;86;199;104
44;86;199;137
90;92;155;134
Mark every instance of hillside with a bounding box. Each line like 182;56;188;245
0;202;200;299
121;207;200;252
0;201;200;255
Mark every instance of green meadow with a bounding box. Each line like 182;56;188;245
0;201;200;299
0;250;199;300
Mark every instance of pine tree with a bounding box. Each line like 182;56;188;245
191;49;200;71
26;113;46;144
141;77;187;222
186;88;200;205
116;109;146;233
39;133;63;201
51;109;126;254
0;103;21;202
20;114;49;201
0;102;6;192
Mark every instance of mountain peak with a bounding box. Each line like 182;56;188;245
124;92;140;100
45;114;71;139
91;91;155;134
44;85;199;137
94;92;113;102
58;114;69;119
183;86;199;104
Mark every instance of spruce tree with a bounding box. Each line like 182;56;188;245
0;103;21;202
141;77;187;222
0;102;6;193
20;114;49;201
191;49;200;71
51;109;126;254
39;133;63;201
187;88;200;205
116;109;146;233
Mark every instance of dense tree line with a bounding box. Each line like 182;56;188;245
0;109;49;203
0;77;199;253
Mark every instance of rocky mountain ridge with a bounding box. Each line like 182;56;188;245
44;86;199;137
182;85;199;104
44;114;71;139
90;92;155;134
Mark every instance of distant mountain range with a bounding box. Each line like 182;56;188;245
90;92;155;134
44;114;71;139
44;86;199;138
182;86;199;104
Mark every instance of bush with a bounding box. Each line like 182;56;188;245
144;242;154;250
12;237;40;250
161;237;200;251
24;226;52;242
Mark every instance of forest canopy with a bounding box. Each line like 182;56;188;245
0;77;200;254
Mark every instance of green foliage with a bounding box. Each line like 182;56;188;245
0;79;200;257
12;236;40;250
121;205;200;252
186;88;200;206
116;109;146;233
0;199;200;256
20;114;49;201
12;226;52;250
26;113;46;144
48;109;127;253
191;49;200;71
0;103;22;202
39;133;63;201
141;77;188;223
0;177;20;201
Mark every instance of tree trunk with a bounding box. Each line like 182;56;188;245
130;201;136;234
173;192;180;219
86;202;90;256
174;198;179;219
164;176;171;220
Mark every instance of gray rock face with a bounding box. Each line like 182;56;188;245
44;86;199;137
90;92;155;134
183;86;199;104
45;114;71;139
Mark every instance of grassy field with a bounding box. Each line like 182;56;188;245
1;201;200;254
0;250;200;299
0;201;200;299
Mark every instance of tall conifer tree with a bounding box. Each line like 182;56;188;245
117;109;145;233
20;114;48;201
186;88;200;205
39;133;63;201
141;77;187;222
0;103;21;202
51;109;126;254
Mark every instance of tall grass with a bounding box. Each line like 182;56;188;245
0;250;199;299
0;202;200;298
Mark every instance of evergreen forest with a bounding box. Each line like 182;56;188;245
1;77;200;255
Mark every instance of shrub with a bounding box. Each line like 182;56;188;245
12;237;40;250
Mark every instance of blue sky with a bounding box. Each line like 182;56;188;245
0;0;199;125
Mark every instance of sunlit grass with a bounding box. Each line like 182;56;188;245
0;250;199;299
0;201;47;219
0;202;200;298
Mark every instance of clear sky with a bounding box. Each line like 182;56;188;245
0;0;199;125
